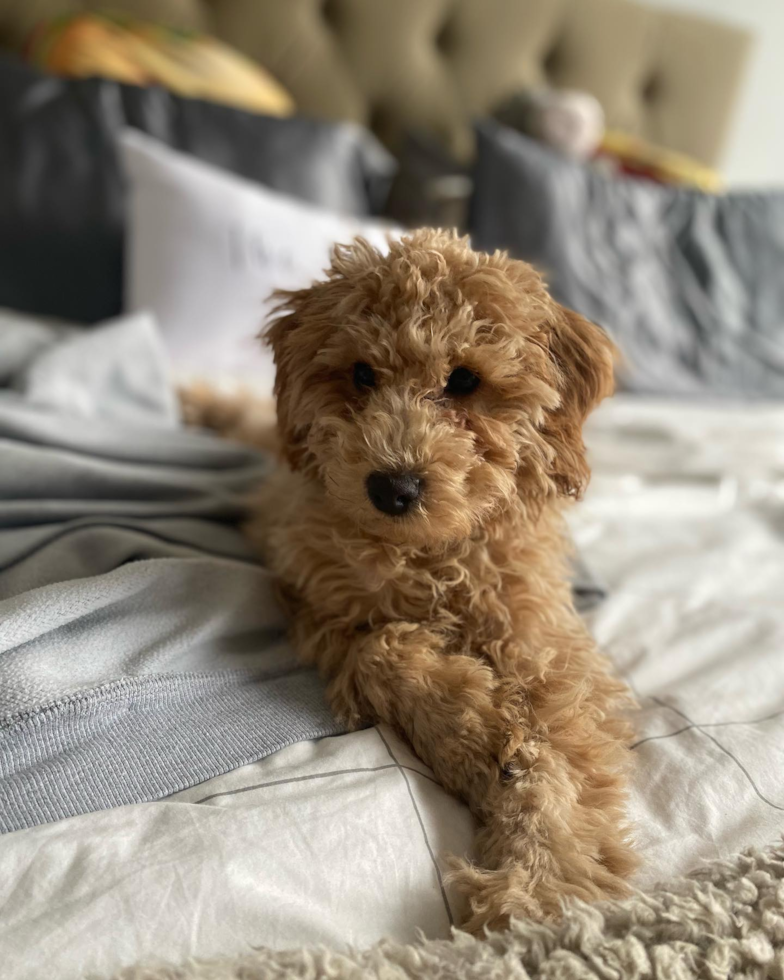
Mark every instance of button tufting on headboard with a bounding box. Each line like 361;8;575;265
0;0;753;165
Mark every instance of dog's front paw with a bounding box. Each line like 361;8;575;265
445;858;545;934
325;674;369;731
496;725;539;782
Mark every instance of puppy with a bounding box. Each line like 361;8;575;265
190;229;638;932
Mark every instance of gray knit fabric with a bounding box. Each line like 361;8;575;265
109;841;784;980
0;668;343;834
0;311;343;832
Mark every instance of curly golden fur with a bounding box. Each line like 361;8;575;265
184;229;638;933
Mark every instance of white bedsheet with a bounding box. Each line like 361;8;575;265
2;395;783;980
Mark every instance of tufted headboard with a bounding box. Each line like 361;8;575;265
0;0;753;166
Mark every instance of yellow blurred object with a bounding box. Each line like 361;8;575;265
599;129;723;192
25;12;295;117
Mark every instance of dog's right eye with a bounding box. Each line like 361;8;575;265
353;362;376;390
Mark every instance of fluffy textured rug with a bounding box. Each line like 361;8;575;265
111;842;784;980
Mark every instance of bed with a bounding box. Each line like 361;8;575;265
3;371;783;978
1;2;781;979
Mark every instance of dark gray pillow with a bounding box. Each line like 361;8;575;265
471;119;784;398
0;58;394;323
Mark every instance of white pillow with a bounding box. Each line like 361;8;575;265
121;130;398;398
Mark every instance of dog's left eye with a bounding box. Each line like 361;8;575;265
445;366;481;396
353;362;376;390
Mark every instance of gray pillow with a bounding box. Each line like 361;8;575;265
471;120;784;398
0;58;395;324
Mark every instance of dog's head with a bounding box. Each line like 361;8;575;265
266;230;614;547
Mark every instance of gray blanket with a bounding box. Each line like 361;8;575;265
0;311;343;834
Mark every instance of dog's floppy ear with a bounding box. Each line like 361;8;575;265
542;305;615;499
264;289;318;471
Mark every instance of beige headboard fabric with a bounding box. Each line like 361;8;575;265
0;0;753;166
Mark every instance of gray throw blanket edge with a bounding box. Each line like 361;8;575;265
0;667;345;834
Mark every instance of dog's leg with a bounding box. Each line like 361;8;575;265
178;381;278;452
296;615;636;930
448;728;637;930
449;625;638;931
300;620;515;802
347;622;635;928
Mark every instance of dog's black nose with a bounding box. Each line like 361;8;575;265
366;471;422;516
